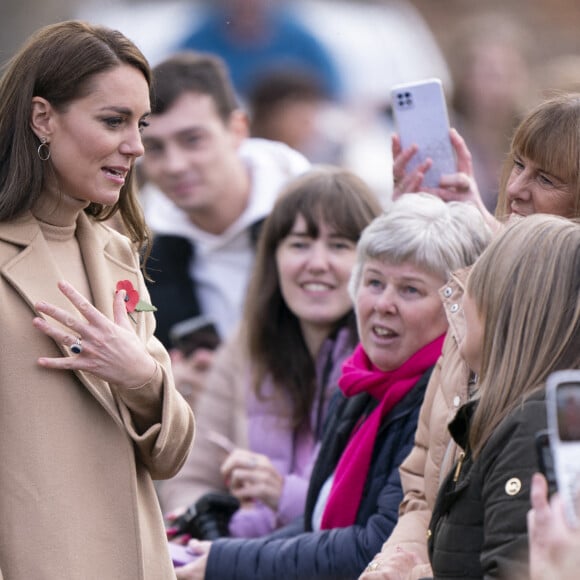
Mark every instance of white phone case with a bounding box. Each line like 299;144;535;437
546;369;580;528
391;78;456;188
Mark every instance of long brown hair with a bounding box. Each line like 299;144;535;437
468;215;580;456
243;166;382;426
0;20;151;252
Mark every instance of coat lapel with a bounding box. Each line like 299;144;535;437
75;212;141;320
0;212;142;426
0;214;73;317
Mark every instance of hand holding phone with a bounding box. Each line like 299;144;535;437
546;369;580;528
390;78;456;189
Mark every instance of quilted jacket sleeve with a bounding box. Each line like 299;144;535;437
479;397;547;579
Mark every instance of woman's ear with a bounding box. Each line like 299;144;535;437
30;96;54;140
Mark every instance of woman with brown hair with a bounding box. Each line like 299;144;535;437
159;166;382;538
0;21;194;579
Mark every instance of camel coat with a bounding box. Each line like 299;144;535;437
0;211;194;579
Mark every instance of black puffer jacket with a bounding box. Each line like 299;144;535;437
205;368;433;580
428;390;546;579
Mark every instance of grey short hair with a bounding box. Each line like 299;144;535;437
349;193;492;298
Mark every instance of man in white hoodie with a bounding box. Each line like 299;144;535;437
140;52;309;352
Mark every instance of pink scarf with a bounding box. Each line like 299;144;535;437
320;333;445;529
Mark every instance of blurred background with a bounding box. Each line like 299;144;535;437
3;0;579;83
2;0;580;207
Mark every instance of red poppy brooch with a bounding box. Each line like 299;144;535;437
116;280;157;322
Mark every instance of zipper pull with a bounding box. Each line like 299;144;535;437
453;451;466;482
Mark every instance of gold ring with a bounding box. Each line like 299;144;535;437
365;561;380;572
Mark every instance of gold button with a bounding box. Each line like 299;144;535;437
426;529;432;539
505;477;522;496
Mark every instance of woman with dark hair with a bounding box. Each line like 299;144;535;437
0;21;194;579
159;165;382;538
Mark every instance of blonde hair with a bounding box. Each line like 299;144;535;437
468;215;580;455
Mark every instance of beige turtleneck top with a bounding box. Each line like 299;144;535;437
31;189;92;303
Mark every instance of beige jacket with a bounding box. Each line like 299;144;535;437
370;269;472;578
0;212;194;579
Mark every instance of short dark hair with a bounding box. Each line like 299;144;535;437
150;51;239;123
248;70;326;129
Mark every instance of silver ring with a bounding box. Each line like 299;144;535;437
70;337;83;355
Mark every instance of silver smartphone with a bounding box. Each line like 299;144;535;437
546;369;580;528
390;78;456;188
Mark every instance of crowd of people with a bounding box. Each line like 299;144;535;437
0;9;579;580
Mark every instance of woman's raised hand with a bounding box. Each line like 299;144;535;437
391;134;432;201
33;280;157;390
392;129;497;230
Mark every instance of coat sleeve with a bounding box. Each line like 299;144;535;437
157;333;250;512
478;398;546;579
205;425;415;580
114;264;195;481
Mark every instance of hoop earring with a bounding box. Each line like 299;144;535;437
37;137;51;162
